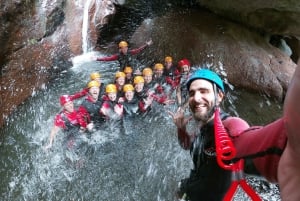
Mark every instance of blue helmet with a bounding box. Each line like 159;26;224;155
186;69;225;92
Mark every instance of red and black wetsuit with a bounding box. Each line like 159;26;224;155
125;77;134;84
115;83;125;99
134;90;152;112
78;95;105;128
122;96;145;116
71;83;105;101
143;81;156;92
164;66;180;89
135;89;148;101
54;111;84;131
96;44;148;71
54;110;86;149
100;99;123;121
150;85;169;105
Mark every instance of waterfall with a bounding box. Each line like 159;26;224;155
82;0;93;53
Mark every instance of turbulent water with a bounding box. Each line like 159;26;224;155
0;52;282;200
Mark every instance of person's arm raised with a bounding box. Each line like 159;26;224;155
44;125;59;150
130;39;152;55
168;107;193;150
94;54;119;61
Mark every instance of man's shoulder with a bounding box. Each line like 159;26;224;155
223;116;250;137
223;116;249;125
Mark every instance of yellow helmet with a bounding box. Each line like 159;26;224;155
142;67;153;76
115;71;126;78
87;80;100;88
118;41;128;48
165;56;173;63
134;76;145;84
105;84;117;93
90;72;101;80
124;66;133;73
123;84;134;92
154;63;164;70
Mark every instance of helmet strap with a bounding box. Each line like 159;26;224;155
204;83;219;121
212;83;220;111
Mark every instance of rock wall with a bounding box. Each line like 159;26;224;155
0;0;115;127
132;9;295;98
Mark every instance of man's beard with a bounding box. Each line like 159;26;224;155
192;105;215;123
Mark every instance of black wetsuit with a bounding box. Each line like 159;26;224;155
80;98;105;128
118;52;135;72
122;96;141;116
179;112;232;201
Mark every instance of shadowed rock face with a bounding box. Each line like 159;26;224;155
196;0;300;38
0;0;299;127
132;9;295;98
0;0;114;126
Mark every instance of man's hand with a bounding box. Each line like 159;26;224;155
167;107;192;129
86;123;94;132
144;96;154;108
146;39;153;46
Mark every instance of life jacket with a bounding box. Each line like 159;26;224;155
153;75;166;86
163;65;177;80
99;83;106;99
181;111;232;201
60;112;80;135
81;99;104;124
143;81;156;92
135;89;148;101
60;112;87;151
102;100;122;120
118;52;134;71
126;77;133;84
115;83;125;98
122;96;140;116
191;111;230;169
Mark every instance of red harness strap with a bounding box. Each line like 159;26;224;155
214;107;262;201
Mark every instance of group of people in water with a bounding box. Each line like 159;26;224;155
45;38;192;150
44;39;300;201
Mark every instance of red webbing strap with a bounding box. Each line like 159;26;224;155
223;160;262;201
214;107;236;170
214;107;262;201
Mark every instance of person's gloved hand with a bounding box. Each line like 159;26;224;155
146;38;153;46
114;104;123;116
86;123;94;132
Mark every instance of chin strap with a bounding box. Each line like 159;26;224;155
214;107;262;201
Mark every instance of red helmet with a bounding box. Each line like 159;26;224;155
60;95;72;106
178;58;190;68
